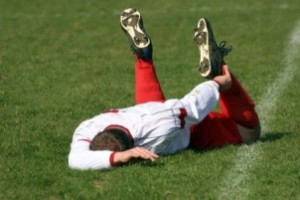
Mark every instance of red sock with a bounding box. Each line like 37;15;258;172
219;70;259;128
135;58;165;104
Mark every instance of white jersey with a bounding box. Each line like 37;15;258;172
68;81;220;170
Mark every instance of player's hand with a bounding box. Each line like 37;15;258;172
113;147;159;164
213;64;232;92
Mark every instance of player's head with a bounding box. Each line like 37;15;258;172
89;129;132;151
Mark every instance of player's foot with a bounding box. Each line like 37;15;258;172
193;18;232;79
120;8;152;61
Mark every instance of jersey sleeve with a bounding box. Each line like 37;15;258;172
180;80;220;124
68;140;114;170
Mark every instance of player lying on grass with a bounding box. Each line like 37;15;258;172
68;8;260;170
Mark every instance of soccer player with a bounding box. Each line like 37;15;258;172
68;8;260;170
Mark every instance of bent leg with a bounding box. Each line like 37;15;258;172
189;112;242;149
218;65;260;143
219;70;259;128
189;65;260;148
135;58;165;104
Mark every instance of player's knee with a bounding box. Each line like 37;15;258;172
249;124;261;143
238;123;261;144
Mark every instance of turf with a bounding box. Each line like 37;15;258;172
1;0;300;199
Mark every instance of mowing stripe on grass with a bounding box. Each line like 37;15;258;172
218;20;300;200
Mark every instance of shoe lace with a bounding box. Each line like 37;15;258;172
218;41;232;57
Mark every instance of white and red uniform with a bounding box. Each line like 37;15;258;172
69;59;259;171
68;81;219;170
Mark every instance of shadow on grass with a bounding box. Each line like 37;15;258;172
138;160;165;168
189;131;291;154
259;131;291;143
127;158;165;168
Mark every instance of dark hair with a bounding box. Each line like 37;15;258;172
89;129;132;151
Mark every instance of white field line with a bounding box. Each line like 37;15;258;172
218;20;300;200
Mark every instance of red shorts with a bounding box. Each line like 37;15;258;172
189;112;242;149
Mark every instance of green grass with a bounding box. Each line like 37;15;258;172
1;0;300;199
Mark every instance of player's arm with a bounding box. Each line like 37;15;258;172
213;64;232;92
68;140;114;170
68;140;159;170
180;64;232;124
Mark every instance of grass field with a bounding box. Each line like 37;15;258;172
1;0;300;199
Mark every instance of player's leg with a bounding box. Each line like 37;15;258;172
120;8;165;104
189;66;260;149
134;59;165;104
218;64;260;142
190;18;260;148
193;18;259;128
